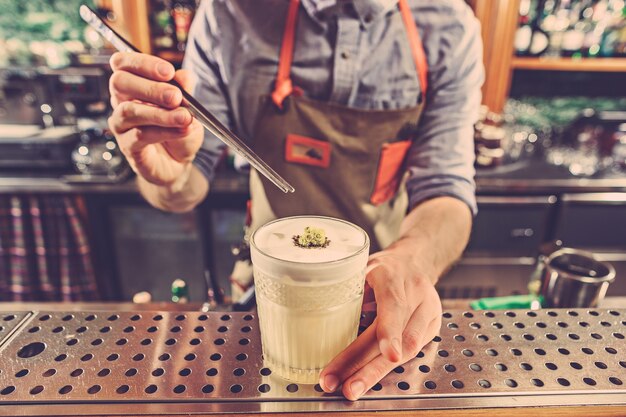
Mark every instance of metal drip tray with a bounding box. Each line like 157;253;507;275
0;312;31;345
0;309;624;415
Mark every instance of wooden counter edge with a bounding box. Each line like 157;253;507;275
50;405;626;417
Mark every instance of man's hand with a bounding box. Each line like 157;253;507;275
108;52;204;187
319;196;472;401
319;240;442;400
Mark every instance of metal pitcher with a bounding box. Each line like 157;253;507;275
539;247;616;308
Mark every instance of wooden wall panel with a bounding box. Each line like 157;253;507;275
473;0;520;113
112;0;152;54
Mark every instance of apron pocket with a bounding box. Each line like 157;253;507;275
370;140;412;205
285;134;332;168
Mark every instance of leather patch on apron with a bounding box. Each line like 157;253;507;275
370;140;412;205
285;134;332;168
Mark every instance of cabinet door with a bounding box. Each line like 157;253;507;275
110;205;208;302
209;209;247;299
555;193;626;250
467;196;557;255
438;256;536;299
554;193;626;297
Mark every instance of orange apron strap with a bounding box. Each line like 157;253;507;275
273;0;427;105
398;0;428;99
271;0;300;109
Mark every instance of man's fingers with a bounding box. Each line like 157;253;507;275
342;354;394;401
109;101;192;134
174;69;196;93
127;145;188;186
342;313;441;401
319;304;434;394
132;125;198;146
110;52;175;82
319;321;379;392
400;301;439;356
399;284;442;358
110;71;182;109
367;265;406;362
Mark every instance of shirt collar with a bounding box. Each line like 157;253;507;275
301;0;337;15
301;0;397;25
352;0;397;24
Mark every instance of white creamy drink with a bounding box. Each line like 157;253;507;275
251;216;369;383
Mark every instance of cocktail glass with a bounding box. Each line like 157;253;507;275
250;216;369;383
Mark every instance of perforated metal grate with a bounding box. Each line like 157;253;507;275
0;312;31;346
0;309;624;415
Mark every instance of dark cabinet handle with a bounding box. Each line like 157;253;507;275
510;228;535;238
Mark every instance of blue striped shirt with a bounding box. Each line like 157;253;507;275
185;0;484;214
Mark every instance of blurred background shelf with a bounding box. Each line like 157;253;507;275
512;57;626;72
1;0;626;304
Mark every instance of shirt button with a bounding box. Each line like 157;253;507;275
364;14;373;23
340;51;350;59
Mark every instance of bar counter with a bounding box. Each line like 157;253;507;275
0;301;625;417
1;158;626;195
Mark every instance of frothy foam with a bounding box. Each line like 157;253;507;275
253;217;367;263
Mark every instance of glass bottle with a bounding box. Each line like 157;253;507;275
171;0;196;52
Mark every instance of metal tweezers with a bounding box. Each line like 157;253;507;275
79;5;295;194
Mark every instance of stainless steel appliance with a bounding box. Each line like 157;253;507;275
438;195;557;299
0;67;110;127
0;125;78;169
0;66;110;172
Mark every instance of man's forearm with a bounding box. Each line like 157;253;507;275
387;196;473;284
137;163;209;213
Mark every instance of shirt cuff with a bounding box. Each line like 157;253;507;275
407;175;478;216
192;147;223;182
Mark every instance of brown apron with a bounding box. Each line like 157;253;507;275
249;0;429;253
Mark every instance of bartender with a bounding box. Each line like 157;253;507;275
107;0;483;401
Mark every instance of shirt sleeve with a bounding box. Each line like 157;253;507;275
183;0;231;182
405;1;484;215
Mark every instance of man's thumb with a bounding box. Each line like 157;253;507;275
174;69;196;94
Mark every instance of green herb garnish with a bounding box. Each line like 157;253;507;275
293;226;330;248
